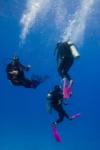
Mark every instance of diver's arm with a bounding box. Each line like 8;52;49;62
20;63;31;71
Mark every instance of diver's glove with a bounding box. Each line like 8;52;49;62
26;65;31;71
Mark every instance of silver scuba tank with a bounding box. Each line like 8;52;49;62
67;41;80;59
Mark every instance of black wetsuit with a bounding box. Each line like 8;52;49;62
6;62;41;88
47;88;70;124
55;42;74;80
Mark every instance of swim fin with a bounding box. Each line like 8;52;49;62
63;78;72;99
70;113;80;120
52;125;61;143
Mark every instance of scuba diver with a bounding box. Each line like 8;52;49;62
55;41;74;87
47;85;79;126
55;41;80;88
55;41;80;98
6;56;49;89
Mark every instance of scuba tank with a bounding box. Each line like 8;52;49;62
67;41;80;59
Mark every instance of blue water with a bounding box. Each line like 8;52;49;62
0;1;100;150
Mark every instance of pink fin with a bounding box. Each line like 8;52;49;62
52;126;61;143
63;79;72;99
71;113;80;119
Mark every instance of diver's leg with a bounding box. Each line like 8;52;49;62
53;109;72;126
63;110;72;120
64;59;74;87
58;105;71;120
53;105;66;125
31;74;49;88
31;79;41;88
57;111;64;123
21;78;34;88
60;104;78;121
19;74;48;89
66;73;73;87
66;58;74;71
57;59;65;79
53;112;64;126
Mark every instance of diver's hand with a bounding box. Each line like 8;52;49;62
26;65;31;71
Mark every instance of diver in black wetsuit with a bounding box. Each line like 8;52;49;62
47;85;73;125
6;56;48;89
55;41;74;87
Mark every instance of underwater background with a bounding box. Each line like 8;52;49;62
0;0;100;149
